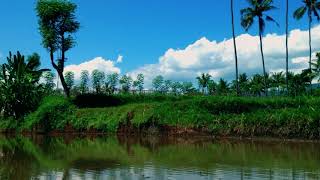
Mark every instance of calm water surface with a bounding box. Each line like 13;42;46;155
0;135;319;180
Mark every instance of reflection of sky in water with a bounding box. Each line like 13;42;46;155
35;164;320;180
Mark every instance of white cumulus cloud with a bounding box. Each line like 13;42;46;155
64;57;121;80
129;25;320;88
116;55;123;63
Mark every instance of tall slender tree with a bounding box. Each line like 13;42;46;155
294;0;320;71
231;0;240;96
79;70;89;94
285;0;289;93
241;0;278;96
36;0;80;97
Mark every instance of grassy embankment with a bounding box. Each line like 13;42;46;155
1;94;320;139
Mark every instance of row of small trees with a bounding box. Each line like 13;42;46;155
43;70;144;95
198;52;320;96
42;52;320;96
197;70;316;97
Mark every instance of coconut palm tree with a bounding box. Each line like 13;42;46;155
208;80;217;95
217;78;230;95
294;0;320;71
285;0;289;93
231;0;240;96
241;0;279;96
312;52;320;82
239;73;250;95
271;72;285;95
250;74;265;96
196;73;211;94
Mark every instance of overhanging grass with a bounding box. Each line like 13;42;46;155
21;95;320;138
72;103;157;132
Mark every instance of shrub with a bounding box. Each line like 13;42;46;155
73;94;125;108
0;117;18;132
22;96;75;131
73;93;191;108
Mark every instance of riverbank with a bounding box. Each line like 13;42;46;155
1;95;320;139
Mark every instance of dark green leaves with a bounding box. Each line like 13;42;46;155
240;0;278;33
0;51;49;118
36;0;79;57
294;6;307;20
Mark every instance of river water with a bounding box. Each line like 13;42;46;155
0;135;319;180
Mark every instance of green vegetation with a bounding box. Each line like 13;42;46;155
10;95;317;139
36;0;80;97
1;0;320;139
0;52;48;119
22;96;75;132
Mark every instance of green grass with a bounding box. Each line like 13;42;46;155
19;95;320;139
21;96;76;131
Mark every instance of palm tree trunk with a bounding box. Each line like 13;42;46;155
308;14;313;94
285;0;289;95
231;0;240;96
308;15;312;71
259;27;268;96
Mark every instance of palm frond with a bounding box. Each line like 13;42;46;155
261;0;273;7
265;15;279;27
293;6;307;20
263;5;278;12
312;7;320;20
241;14;254;31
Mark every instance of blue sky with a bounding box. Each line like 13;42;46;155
0;0;318;85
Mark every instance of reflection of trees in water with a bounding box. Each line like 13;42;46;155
0;140;41;180
0;136;319;180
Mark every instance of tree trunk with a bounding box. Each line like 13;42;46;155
231;0;240;96
285;0;289;95
259;25;268;96
58;70;71;97
308;14;313;94
308;15;312;71
50;49;70;97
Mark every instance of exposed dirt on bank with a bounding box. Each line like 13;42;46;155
1;111;319;142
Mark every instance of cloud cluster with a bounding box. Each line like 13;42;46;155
129;25;320;87
64;25;320;89
64;57;121;80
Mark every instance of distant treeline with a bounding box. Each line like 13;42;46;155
41;61;320;97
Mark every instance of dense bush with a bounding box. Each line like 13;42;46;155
73;93;191;108
0;117;18;132
72;94;125;108
22;96;75;132
0;52;48;119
